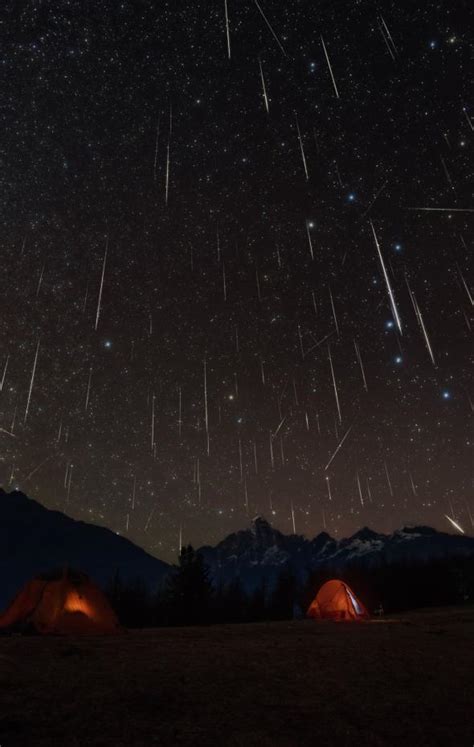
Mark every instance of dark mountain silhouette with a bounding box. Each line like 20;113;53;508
0;489;170;610
198;516;474;592
2;491;473;610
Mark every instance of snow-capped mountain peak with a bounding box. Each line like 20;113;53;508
198;516;474;592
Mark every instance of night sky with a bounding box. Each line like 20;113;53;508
1;1;472;561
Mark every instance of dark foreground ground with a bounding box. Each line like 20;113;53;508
1;607;473;747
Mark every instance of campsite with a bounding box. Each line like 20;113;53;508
1;0;472;741
1;606;473;746
1;511;473;745
1;538;473;744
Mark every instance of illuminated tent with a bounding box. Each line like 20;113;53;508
307;579;369;621
0;569;121;634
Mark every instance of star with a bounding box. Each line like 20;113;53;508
1;0;469;562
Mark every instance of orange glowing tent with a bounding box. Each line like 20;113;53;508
0;569;121;634
307;579;369;621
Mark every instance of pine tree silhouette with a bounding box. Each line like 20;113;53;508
166;545;213;625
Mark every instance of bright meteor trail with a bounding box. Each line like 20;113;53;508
370;220;403;335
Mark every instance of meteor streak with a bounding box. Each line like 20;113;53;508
321;35;340;98
305;221;314;260
23;454;54;483
445;515;464;534
24;339;40;424
272;416;286;440
95;238;108;331
328;345;342;423
406;277;435;366
254;0;287;56
0;355;9;392
408;207;474;213
0;427;16;438
324;425;353;471
354;340;368;392
258;58;269;113
295;113;309;180
370;221;402;334
224;0;231;59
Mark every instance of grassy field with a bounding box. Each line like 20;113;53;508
0;607;473;746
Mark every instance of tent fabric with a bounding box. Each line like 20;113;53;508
0;570;121;634
307;579;369;621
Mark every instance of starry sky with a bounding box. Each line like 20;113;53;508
1;0;472;561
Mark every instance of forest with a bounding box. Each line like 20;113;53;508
107;545;474;627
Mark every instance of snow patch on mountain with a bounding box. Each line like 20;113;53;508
198;516;474;592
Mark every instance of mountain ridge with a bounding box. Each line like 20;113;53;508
197;515;474;592
2;490;473;606
0;489;170;609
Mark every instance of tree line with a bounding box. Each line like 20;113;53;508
107;545;474;627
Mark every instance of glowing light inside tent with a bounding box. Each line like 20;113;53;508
64;592;93;617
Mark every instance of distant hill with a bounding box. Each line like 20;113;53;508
198;516;474;592
0;489;171;610
2;490;473;610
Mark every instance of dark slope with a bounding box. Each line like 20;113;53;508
3;491;473;607
0;489;170;609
